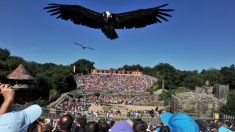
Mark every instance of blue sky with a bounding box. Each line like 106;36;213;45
0;0;234;71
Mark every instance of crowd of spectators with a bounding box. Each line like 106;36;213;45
50;95;154;120
75;74;157;93
54;98;91;115
89;95;151;105
28;112;235;132
1;82;235;132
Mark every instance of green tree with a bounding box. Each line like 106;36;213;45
94;91;101;99
181;71;203;89
146;82;159;94
220;91;235;116
154;63;177;89
5;56;26;71
35;74;51;99
56;74;77;93
143;66;155;76
159;90;172;106
200;68;223;85
72;59;94;74
221;65;235;89
0;48;10;60
119;64;143;71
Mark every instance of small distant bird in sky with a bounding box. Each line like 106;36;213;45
44;3;174;40
74;42;95;50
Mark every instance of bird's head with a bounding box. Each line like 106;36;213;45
103;11;112;22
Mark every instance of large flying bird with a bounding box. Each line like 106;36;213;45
44;3;174;39
74;42;95;50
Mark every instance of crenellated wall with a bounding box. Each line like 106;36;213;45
91;68;143;76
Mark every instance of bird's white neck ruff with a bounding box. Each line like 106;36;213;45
103;11;112;22
104;11;111;18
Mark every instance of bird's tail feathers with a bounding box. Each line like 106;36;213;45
101;27;118;40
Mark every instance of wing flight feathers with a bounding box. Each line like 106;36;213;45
114;4;174;29
44;3;103;28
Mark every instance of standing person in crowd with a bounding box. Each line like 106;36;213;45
85;121;98;132
0;83;42;132
53;114;74;132
98;119;109;132
133;119;148;132
27;119;43;132
74;115;87;132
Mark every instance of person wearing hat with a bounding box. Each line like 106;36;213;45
159;112;199;132
0;104;42;132
111;120;133;132
218;126;233;132
0;83;43;132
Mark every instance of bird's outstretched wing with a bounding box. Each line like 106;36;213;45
44;3;103;29
86;47;95;50
74;42;85;48
113;4;174;29
74;42;95;50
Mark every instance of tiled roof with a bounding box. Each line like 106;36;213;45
7;64;35;80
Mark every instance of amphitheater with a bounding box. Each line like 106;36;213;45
46;69;161;120
74;68;157;93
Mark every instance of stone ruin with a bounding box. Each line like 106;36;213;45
195;84;229;100
213;84;229;100
170;84;229;114
195;86;213;94
170;92;223;114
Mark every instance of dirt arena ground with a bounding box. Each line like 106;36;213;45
88;103;164;112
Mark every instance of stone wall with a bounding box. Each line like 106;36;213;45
195;86;213;94
195;84;229;100
213;84;229;100
170;92;224;114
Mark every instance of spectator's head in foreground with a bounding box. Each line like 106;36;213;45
133;119;148;132
111;120;133;132
77;115;87;128
0;104;42;132
98;120;109;132
59;114;74;131
160;112;199;132
86;121;98;132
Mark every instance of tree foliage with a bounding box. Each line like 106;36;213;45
200;68;223;85
0;48;10;60
1;47;235;113
146;82;158;94
71;59;94;74
220;91;235;116
153;63;177;89
221;65;235;89
119;64;143;71
159;90;172;106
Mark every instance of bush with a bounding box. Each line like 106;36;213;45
146;85;158;94
74;93;83;98
49;89;59;100
94;91;101;98
183;108;195;113
37;99;48;106
174;87;191;93
159;90;172;106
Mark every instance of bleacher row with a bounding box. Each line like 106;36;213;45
75;74;157;93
